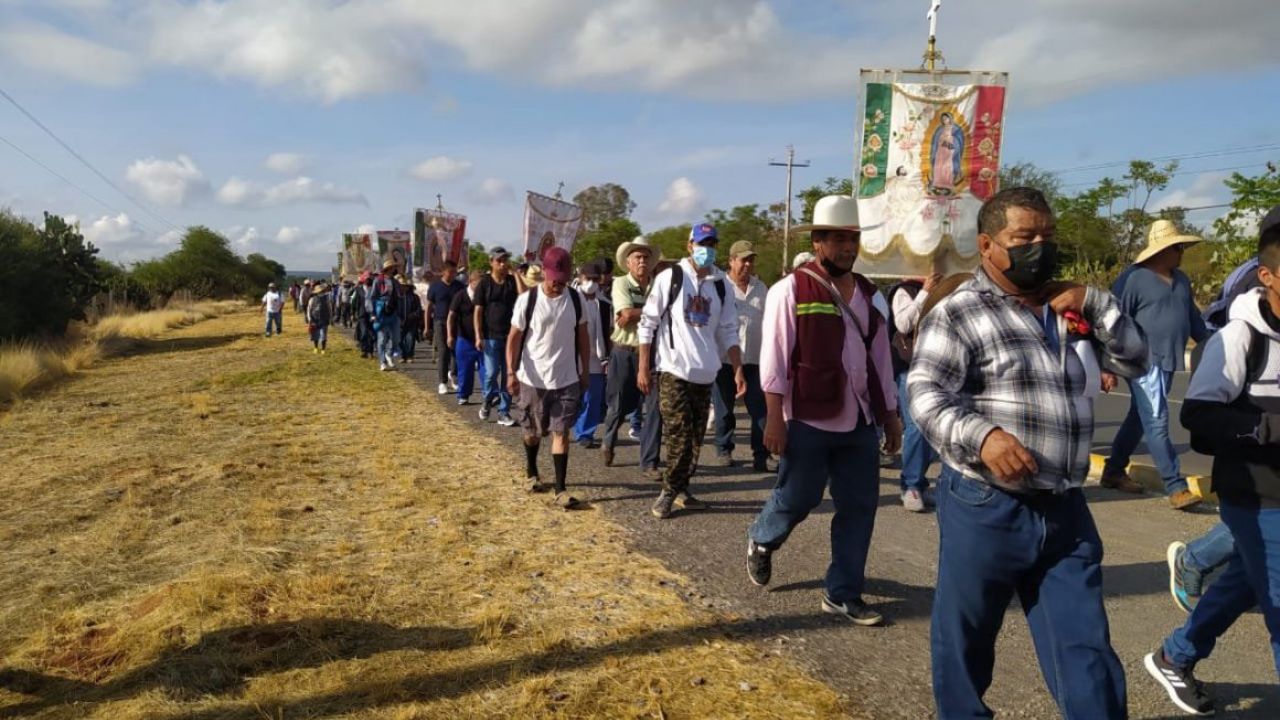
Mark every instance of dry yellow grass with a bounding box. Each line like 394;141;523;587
0;301;242;405
0;308;850;719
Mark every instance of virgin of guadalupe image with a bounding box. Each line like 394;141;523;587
928;112;965;196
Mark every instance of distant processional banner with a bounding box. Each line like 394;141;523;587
857;79;1006;276
522;192;583;260
377;230;412;278
341;233;377;278
414;208;467;275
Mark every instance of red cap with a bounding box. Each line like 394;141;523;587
542;246;572;283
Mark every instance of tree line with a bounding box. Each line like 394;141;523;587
0;210;286;340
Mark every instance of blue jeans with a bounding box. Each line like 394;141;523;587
712;363;767;461
640;374;662;470
749;420;880;603
574;372;606;441
1105;364;1186;494
1163;502;1280;674
309;324;327;348
376;316;400;366
1185;522;1236;574
264;312;282;336
454;337;484;401
481;338;511;414
932;470;1127;719
897;371;937;492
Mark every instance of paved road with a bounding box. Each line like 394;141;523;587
386;339;1274;719
1093;370;1214;481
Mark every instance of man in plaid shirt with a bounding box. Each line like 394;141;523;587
910;187;1148;719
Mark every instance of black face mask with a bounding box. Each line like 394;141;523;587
820;257;852;278
1000;241;1058;292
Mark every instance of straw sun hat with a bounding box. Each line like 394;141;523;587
1134;220;1202;265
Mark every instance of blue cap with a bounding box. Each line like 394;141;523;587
689;223;718;244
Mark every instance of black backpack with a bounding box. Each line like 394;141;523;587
1189;323;1269;456
514;286;583;373
661;264;726;349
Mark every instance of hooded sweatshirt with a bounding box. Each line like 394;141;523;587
1181;287;1280;507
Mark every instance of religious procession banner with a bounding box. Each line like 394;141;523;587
522;192;583;260
377;230;412;278
341;232;377;278
855;74;1007;276
414;208;467;275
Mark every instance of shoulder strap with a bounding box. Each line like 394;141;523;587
1245;323;1266;385
664;265;685;349
569;287;582;324
515;287;538;373
797;267;869;341
713;278;726;304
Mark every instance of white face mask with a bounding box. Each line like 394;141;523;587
580;280;599;295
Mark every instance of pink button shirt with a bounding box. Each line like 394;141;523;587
760;274;898;432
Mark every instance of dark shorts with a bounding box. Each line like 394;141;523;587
516;383;582;436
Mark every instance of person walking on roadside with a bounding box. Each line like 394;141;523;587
337;279;354;328
474;247;518;427
1103;220;1212;509
369;260;402;371
507;247;590;509
427;261;465;394
262;282;284;337
744;195;902;626
448;271;485;406
639;223;745;519
399;277;424;363
888;272;943;512
572;262;613;449
601;237;662;473
711;240;771;471
299;279;314;316
355;272;376;359
305;281;332;354
910;187;1147;719
1144;221;1280;717
288;281;301;313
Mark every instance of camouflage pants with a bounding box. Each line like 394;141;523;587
659;373;712;494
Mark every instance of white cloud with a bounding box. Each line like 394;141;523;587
275;225;305;244
466;178;515;205
216;176;367;208
228;225;260;249
73;213;140;245
410;156;473;182
656;177;704;218
0;21;140;87
264;152;310;175
124;155;208;207
355;223;377;236
1152;172;1229;213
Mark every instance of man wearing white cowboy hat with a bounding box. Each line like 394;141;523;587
746;195;902;626
601;236;663;474
1103;219;1212;509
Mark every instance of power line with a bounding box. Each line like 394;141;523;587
0;84;181;233
0;131;158;237
1060;161;1270;189
1049;142;1280;175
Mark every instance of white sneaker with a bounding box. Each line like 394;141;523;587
901;489;926;513
437;383;449;394
379;363;390;372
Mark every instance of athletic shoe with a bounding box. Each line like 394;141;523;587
1144;650;1215;716
880;452;900;469
643;467;664;482
753;456;779;473
438;383;449;395
525;476;547;493
651;490;676;519
320;349;326;355
675;492;708;511
497;413;517;427
713;453;734;468
457;397;468;406
479;403;492;421
747;540;773;587
1170;490;1203;511
312;347;319;354
603;446;614;467
628;427;640;440
1101;471;1145;494
553;491;580;509
577;437;599;449
1167;541;1203;614
379;363;391;372
901;489;926;513
821;595;884;626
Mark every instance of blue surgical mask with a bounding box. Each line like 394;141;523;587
692;246;716;268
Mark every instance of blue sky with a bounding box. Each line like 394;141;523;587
1;0;1278;270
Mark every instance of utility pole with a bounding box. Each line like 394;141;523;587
769;145;810;275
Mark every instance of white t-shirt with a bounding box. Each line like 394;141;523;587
512;287;586;390
262;290;284;314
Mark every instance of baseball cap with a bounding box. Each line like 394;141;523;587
542;246;572;283
690;223;718;244
729;240;757;259
1260;205;1280;236
488;246;511;260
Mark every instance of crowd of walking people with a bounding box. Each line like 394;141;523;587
260;189;1280;718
